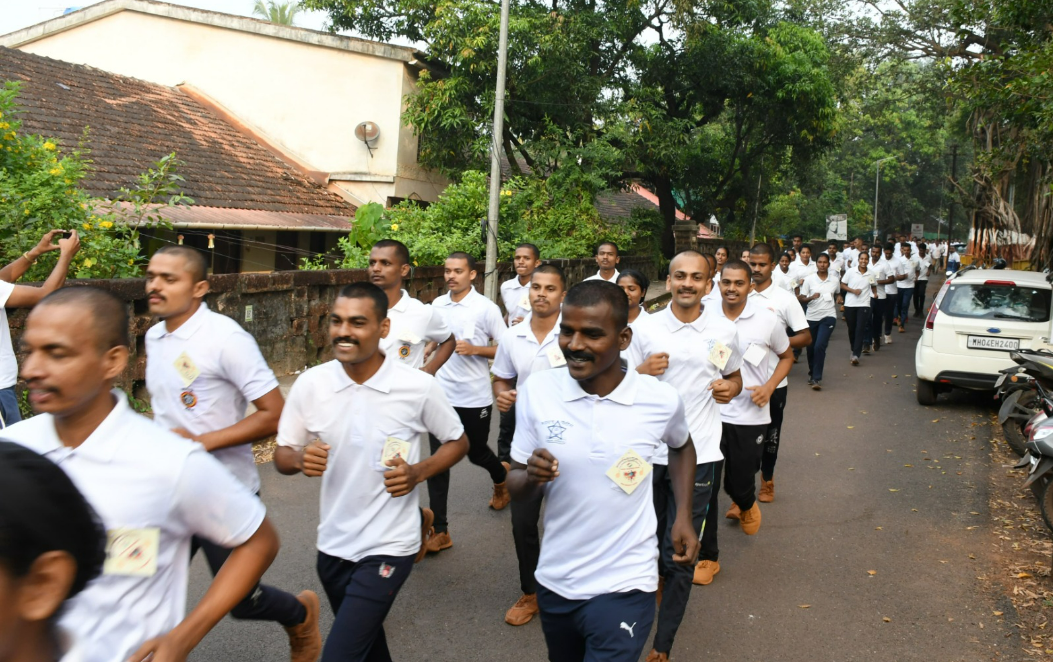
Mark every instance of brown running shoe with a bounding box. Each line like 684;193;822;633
740;502;762;535
426;530;453;553
504;593;539;626
646;650;670;662
284;590;322;662
758;480;775;503
415;508;435;563
693;560;720;585
725;503;741;520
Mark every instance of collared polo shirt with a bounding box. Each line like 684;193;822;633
842;247;859;270
492;314;563;384
713;301;789;426
621;308;651;370
510;368;689;600
432;287;507;408
790;260;817;287
500;275;532;323
627;306;741;464
842;268;875;307
584;269;620;283
800;273;839;321
749;283;808;389
380;289;452;370
917;254;933;281
881;257;900;295
771;268;794;292
146;303;278;493
0;280;16;389
0;391;265;662
869;259;891;300
277;356;464;562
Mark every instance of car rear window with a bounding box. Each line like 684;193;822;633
941;283;1052;322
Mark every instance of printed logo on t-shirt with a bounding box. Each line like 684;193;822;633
543;420;571;443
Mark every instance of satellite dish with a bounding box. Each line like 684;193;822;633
355;122;380;156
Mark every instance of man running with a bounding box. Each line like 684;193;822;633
746;243;811;504
584;241;621;283
275;282;469;662
630;251;742;658
864;244;895;354
507;280;700;662
913;243;933;316
892;242;920;333
2;287;279;662
799;253;839;389
500;243;541;326
492;264;567;626
144;245;320;660
881;243;900;345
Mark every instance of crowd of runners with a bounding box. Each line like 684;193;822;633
1;231;942;662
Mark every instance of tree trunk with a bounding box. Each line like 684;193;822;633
654;175;678;258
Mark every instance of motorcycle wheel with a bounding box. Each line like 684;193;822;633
1039;477;1053;533
1003;389;1040;457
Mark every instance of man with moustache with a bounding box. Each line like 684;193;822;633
369;239;455;374
143;245;320;660
629;251;742;658
746;243;811;504
276;282;468;661
2;287;279;662
508;281;700;662
707;261;792;565
492;264;568;626
426;252;509;553
584;241;622;283
500;243;542;325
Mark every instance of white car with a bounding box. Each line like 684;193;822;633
915;268;1053;405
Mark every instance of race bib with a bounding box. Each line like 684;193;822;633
104;527;159;577
173;351;200;388
821;292;834;302
743;343;767;368
708;341;732;371
518;293;530;310
868;275;877;286
546;345;567;368
459;322;476;341
399;331;422;345
382;436;412;468
606;448;652;495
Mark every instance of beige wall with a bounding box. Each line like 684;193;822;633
241;230;278;272
15;10;446;203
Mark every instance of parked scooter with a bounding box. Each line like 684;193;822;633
1012;403;1053;532
997;349;1053;456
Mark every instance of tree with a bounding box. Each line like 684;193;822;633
252;0;301;25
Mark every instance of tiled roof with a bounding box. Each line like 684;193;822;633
0;47;356;217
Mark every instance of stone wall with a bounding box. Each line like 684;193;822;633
8;256;657;398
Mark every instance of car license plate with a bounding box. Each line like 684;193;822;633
967;335;1020;351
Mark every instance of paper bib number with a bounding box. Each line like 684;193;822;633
382;437;412;468
708;341;732;370
104;527;159;577
743;343;767;368
173;351;200;388
518;293;530;310
606;448;652;495
546;346;567;368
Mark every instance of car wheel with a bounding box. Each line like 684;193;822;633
916;378;938;405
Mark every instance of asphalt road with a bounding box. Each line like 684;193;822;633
188;298;1012;661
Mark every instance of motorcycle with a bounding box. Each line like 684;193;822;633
997;349;1053;456
1012;396;1053;532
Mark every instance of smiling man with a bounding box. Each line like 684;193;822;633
507;280;699;662
275;282;468;662
584;241;621;283
500;243;542;325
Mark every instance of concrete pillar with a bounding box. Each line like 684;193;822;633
673;220;697;255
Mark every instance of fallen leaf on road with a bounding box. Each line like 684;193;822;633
892;374;898;378
932;419;940;423
940;560;948;563
912;508;919;512
969;554;976;559
867;570;877;575
889;488;900;492
883;617;891;622
1018;572;1033;579
876;527;883;530
970;512;980;515
994;611;1004;616
904;464;914;467
848;467;855;470
798;604;811;609
847;426;855;429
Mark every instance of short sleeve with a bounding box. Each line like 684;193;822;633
769;317;790;355
627;317;653;368
491;337;518;380
276;373;313;451
421;378;465;442
219;329;280;402
486;303;507;341
423;306;452;344
0;281;13;308
784;296;809;333
800;277;813;297
660;392;690;450
722;327;743;377
174;448;266;547
510;377;541;464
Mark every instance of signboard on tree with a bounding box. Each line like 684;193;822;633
911;223;925;238
826;214;848;241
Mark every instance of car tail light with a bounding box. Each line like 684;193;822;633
926;281;952;330
984;280;1017;287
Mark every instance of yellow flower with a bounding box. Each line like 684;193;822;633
413;260;419;266
49;167;63;176
390;223;399;232
43;141;55;151
0;122;9;130
82;223;92;231
128;259;134;265
99;221;114;229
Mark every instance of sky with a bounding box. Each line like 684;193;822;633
0;0;334;37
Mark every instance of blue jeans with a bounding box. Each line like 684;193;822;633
0;386;22;428
806;317;835;382
896;288;914;327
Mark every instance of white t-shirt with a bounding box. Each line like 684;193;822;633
277;357;464;561
790;260;817;288
381;290;452;370
749;283;809;389
500;275;532;323
800;273;839;321
492;315;564;384
510;368;689;600
842;247;859;270
627;306;741;464
432;288;507;408
771;268;794;292
583;269;620;283
917;254;933;281
842;268;875;307
0;280;16;389
894;255;920;288
869;259;891;300
0;392;266;662
621;309;651;370
880;256;899;295
145;304;279;493
714;301;789;426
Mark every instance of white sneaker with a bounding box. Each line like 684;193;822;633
851;356;860;365
884;334;892;344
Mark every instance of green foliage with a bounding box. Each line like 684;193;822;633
252;0;301;25
0;81;191;279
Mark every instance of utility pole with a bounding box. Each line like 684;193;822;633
749;171;762;245
484;0;512;301
947;144;958;245
873;157;894;243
